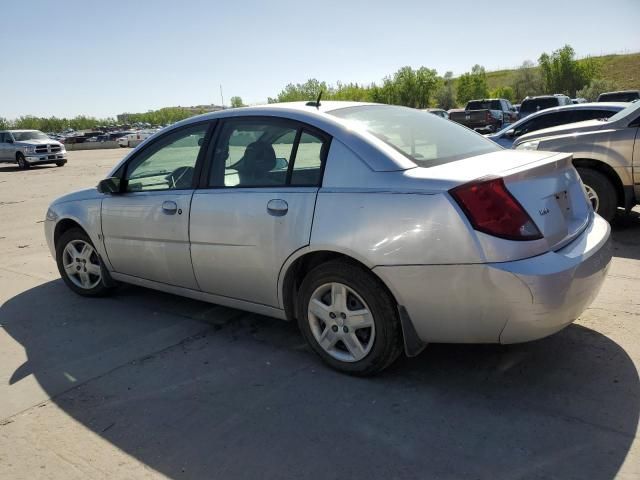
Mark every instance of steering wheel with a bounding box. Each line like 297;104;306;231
166;166;194;189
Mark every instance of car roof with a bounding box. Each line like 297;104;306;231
599;90;640;94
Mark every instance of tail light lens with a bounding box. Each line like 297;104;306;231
450;177;542;241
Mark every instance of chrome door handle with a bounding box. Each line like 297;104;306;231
267;199;288;217
162;200;178;214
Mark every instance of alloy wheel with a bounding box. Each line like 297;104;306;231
62;239;102;290
584;184;599;212
307;282;375;362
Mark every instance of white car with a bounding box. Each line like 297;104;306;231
117;131;155;148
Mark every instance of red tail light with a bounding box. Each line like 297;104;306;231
450;177;542;241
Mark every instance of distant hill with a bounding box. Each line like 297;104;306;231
485;52;640;94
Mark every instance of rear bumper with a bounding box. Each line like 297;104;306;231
374;215;612;344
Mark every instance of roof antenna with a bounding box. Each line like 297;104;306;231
306;90;323;108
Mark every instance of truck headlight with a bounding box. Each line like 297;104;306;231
24;146;36;154
515;140;540;151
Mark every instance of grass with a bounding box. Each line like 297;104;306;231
484;52;640;92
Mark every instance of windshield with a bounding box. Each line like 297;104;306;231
467;100;501;110
328;105;500;168
605;100;640;123
520;98;558;113
12;131;50;141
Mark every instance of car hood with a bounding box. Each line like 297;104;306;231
50;188;101;206
17;138;63;146
516;119;606;144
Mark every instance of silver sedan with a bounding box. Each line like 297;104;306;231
45;102;612;375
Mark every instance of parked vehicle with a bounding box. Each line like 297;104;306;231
117;130;154;148
448;98;517;132
486;102;626;148
0;130;67;169
597;90;640;102
519;95;572;119
45;102;611;375
572;98;587;104
424;108;449;119
514;100;640;222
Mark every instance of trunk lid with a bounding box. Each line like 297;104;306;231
406;149;592;260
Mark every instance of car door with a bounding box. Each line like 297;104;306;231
101;122;212;289
0;133;6;161
190;117;330;307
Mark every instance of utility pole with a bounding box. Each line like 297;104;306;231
220;84;224;109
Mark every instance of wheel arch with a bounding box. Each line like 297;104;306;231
53;218;86;247
573;158;626;208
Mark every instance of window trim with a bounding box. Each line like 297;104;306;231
117;120;216;194
199;116;331;190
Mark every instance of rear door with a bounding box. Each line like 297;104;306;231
101;122;212;288
190;117;330;307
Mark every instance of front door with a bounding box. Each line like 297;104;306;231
190;117;329;307
101;122;210;289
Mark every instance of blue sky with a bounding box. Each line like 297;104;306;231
2;0;639;119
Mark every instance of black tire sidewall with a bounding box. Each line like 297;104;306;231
297;261;402;375
577;167;617;222
17;154;29;170
55;228;111;297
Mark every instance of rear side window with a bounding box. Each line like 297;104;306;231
329;105;500;168
520;98;558;114
209;118;328;188
567;109;617;122
598;92;640;102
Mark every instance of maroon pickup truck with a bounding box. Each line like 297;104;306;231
449;98;517;133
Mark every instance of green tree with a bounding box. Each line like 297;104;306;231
230;96;244;108
490;86;515;102
435;71;456;110
576;78;618;102
269;78;328;103
538;45;598;97
512;60;543;101
456;64;488;105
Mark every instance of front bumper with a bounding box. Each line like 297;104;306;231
25;152;67;164
374;215;612;344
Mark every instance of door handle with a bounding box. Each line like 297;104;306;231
267;199;288;217
162;200;178;215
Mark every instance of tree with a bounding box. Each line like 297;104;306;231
576;78;618;102
490;86;515;102
512;60;543;101
538;45;598;97
456;64;488;105
435;71;456;110
230;96;244;108
269;78;328;103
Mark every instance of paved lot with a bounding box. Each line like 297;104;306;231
0;149;639;479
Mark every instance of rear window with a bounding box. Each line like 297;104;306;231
328;105;500;168
520;98;558;113
467;100;501;110
598;92;640;102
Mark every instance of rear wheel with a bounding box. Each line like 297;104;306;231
16;153;30;170
297;260;403;376
577;167;617;222
56;228;114;297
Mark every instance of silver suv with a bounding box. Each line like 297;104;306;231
0;130;67;170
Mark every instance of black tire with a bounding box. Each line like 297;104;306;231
55;161;66;167
55;227;115;297
16;153;30;170
297;260;403;376
577;167;617;222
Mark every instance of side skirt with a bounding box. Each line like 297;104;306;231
110;272;288;320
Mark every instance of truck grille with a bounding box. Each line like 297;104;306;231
34;144;61;153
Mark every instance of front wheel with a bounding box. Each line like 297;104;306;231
297;260;403;376
55;161;66;167
55;228;114;297
577;167;617;222
16;153;30;170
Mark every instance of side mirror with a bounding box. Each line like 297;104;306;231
274;157;289;170
97;177;122;194
505;129;516;138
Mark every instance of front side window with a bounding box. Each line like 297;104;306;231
125;123;208;192
209;119;327;187
329;105;499;168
